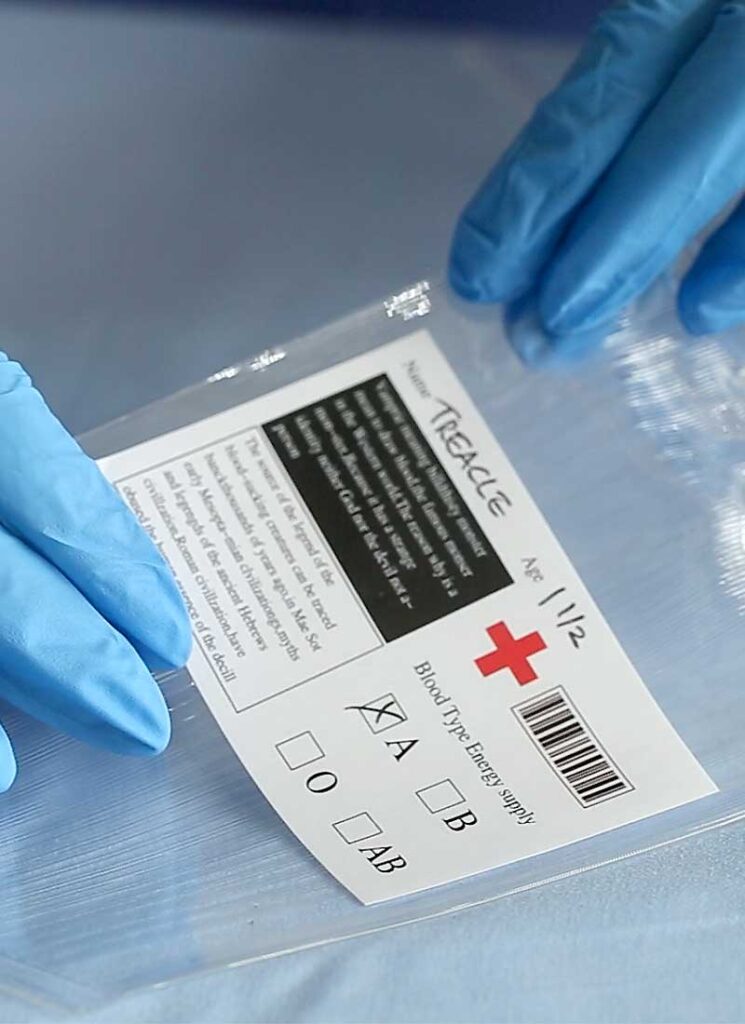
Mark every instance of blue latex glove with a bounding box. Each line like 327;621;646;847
0;353;191;791
449;0;745;361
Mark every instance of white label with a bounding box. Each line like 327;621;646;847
100;331;716;903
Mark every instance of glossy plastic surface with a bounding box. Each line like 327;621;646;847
2;280;745;1011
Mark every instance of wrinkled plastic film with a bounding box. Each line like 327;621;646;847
2;279;745;1011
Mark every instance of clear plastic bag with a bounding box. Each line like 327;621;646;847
3;278;745;1013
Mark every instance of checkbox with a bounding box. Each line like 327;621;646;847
276;731;324;770
333;812;383;844
416;779;465;814
350;693;407;735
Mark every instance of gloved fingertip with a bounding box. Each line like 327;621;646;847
512;331;552;368
678;265;745;337
61;633;173;758
449;218;512;304
137;691;172;757
0;726;17;793
134;568;192;673
505;292;610;367
144;589;192;675
504;293;553;366
538;276;608;339
153;621;192;674
448;255;483;303
544;324;610;365
103;668;172;758
678;299;718;337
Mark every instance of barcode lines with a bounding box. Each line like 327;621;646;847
514;687;632;807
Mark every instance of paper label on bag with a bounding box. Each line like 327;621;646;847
99;331;716;903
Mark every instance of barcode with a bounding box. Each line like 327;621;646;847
514;687;633;806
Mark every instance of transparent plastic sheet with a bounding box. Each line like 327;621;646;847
3;278;745;1012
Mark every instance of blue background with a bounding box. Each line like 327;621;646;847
44;0;603;33
0;3;743;1021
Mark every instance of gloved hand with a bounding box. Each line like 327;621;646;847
0;353;191;791
449;0;745;362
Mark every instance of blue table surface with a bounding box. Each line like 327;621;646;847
0;6;744;1022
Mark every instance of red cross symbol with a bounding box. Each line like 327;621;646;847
475;621;547;686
